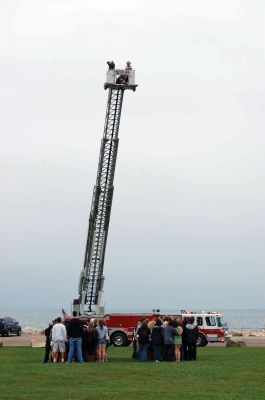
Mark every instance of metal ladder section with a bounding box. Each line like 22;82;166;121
80;88;125;312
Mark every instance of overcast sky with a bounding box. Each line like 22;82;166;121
1;0;265;311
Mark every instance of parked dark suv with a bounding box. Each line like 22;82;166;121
0;317;22;336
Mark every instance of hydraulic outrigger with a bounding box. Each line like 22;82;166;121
73;62;137;315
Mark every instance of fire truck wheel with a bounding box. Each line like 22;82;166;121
197;332;208;347
111;332;128;347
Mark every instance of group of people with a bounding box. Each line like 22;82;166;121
43;312;199;364
107;60;132;85
133;316;199;362
43;311;109;364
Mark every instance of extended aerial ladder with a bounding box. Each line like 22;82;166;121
73;62;137;315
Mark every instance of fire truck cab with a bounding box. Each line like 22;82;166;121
181;311;227;347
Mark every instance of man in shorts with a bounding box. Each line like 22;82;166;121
51;317;67;363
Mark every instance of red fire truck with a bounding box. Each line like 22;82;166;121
64;310;227;347
104;310;226;347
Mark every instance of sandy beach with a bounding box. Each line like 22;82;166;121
0;334;46;347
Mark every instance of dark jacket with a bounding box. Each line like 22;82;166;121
151;326;164;345
87;329;98;344
137;327;151;345
182;323;188;343
67;318;84;338
44;325;52;346
186;324;198;344
163;325;176;345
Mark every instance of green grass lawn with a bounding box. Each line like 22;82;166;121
0;346;265;400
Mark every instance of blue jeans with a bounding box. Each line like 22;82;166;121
67;337;83;362
138;343;148;361
153;344;162;361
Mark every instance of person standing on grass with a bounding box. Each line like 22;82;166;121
186;316;198;361
137;320;151;362
181;317;189;361
66;311;84;363
86;321;98;362
148;319;156;360
132;318;145;359
174;318;183;362
96;319;108;362
43;321;53;363
151;318;164;362
51;317;67;363
82;322;89;362
163;319;176;361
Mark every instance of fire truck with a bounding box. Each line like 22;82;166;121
104;311;227;347
65;63;227;347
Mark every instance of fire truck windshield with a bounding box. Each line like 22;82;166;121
216;316;224;327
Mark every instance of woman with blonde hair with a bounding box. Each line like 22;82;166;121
96;319;108;362
148;319;155;360
86;321;98;361
174;318;183;362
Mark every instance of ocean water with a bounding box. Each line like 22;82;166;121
0;308;264;331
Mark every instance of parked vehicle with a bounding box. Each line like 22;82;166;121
0;317;22;336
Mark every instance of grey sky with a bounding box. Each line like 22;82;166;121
1;0;265;311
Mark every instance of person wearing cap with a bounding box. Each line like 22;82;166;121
107;61;115;70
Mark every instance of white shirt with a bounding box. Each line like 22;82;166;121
51;323;67;342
